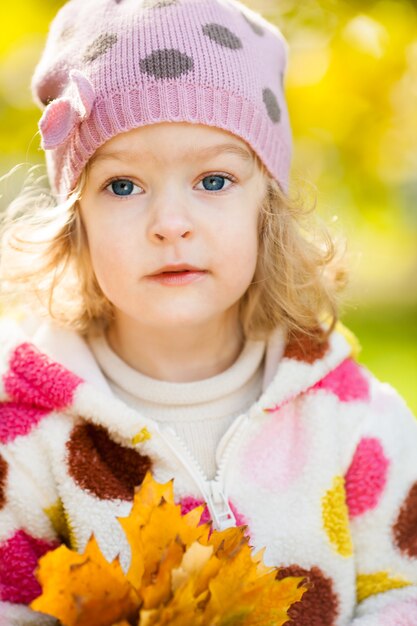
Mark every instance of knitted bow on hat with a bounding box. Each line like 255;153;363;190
39;69;96;150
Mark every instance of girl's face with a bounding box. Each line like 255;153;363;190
79;122;267;334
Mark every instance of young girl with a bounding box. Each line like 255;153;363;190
0;0;416;624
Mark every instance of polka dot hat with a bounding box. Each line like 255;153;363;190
31;0;292;199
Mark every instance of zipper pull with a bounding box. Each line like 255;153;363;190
207;481;237;531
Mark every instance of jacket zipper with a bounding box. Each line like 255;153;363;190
158;414;251;531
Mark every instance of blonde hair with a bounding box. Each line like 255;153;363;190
0;160;346;341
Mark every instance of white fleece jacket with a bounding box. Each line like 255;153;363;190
0;316;416;626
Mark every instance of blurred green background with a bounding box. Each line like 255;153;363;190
0;0;416;411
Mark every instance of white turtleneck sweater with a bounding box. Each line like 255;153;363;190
86;333;266;479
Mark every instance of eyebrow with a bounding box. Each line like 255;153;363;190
89;142;254;168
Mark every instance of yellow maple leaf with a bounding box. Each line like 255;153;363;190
117;472;176;589
241;575;306;626
31;536;139;626
118;472;209;592
140;539;185;609
171;542;214;593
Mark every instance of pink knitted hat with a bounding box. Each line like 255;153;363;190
31;0;292;199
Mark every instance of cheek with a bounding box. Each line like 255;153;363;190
84;222;136;294
220;213;259;277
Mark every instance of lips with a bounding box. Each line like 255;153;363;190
149;264;204;276
146;268;208;286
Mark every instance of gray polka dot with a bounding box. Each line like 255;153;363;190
263;88;281;123
143;0;179;7
83;34;118;64
241;12;264;36
202;23;243;50
139;48;194;79
59;24;75;42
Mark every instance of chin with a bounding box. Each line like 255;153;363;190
140;309;216;329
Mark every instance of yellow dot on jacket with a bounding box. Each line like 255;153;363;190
132;427;151;445
322;476;353;557
336;322;362;360
357;572;412;602
44;499;77;550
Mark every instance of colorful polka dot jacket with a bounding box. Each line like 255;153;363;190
0;317;417;625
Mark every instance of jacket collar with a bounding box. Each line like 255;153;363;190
0;315;353;438
32;316;352;405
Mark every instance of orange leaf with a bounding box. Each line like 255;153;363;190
31;537;139;626
140;540;184;609
139;579;208;626
117;472;175;588
241;575;307;626
134;497;210;590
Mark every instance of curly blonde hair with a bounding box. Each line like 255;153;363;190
0;159;346;341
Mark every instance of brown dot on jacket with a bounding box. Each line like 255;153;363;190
66;423;152;501
393;481;417;558
276;565;339;626
0;454;8;510
284;327;329;364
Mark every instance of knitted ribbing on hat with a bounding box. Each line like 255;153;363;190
31;0;292;199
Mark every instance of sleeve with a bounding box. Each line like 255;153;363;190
0;432;62;626
343;370;417;625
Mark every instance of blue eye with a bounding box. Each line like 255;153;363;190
106;179;140;196
104;173;235;197
200;175;231;192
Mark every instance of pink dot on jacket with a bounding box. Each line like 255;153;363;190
0;530;59;604
312;358;370;403
345;437;390;518
3;342;83;410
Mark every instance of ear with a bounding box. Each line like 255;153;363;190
39;71;96;150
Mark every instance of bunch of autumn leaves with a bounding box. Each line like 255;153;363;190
31;473;305;626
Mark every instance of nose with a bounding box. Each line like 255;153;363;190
147;194;193;244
